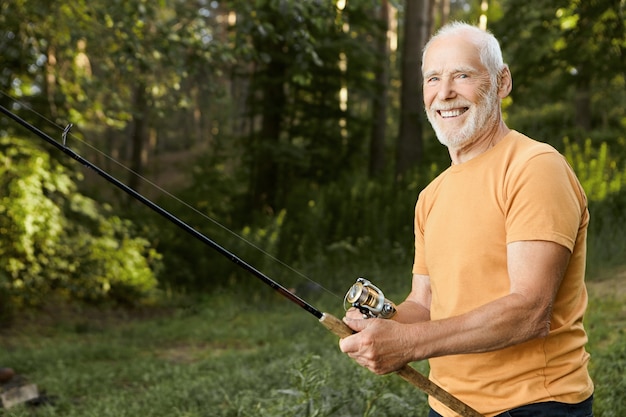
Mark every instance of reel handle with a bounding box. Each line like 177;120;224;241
319;313;484;417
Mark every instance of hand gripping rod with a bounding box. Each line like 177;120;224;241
0;105;483;417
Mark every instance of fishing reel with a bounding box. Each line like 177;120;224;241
344;277;397;319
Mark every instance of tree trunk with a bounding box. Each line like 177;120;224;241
249;57;286;214
369;0;390;177
129;81;148;193
395;0;432;179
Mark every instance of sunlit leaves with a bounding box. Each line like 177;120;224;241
564;137;626;201
493;0;625;151
0;136;160;315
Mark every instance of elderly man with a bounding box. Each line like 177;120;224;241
340;22;594;417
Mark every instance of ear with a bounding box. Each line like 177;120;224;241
498;65;513;98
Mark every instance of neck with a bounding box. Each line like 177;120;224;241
448;120;510;165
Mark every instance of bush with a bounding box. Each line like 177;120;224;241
562;137;626;271
0;135;161;317
563;137;626;202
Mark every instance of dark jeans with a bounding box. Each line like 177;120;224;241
428;395;593;417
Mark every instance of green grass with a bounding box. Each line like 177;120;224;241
1;269;624;417
0;288;429;417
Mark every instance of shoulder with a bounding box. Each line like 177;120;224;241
501;131;580;188
503;131;561;161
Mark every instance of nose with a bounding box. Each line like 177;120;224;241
437;77;456;100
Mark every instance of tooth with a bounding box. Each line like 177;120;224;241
440;109;462;118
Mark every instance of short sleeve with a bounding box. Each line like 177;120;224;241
504;152;585;251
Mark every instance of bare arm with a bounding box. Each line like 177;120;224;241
339;240;570;374
393;274;432;323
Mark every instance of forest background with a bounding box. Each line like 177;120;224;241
0;0;625;321
0;0;625;416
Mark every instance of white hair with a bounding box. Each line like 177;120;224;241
422;22;507;87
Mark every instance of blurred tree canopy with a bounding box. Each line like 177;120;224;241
493;0;625;142
0;0;624;305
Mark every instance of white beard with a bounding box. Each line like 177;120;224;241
426;85;499;150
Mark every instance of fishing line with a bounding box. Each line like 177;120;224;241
0;90;341;300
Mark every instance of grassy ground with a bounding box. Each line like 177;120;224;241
0;268;624;417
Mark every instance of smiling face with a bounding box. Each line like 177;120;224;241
422;33;501;150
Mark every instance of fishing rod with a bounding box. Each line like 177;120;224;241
0;104;483;417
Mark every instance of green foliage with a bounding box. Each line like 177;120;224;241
228;0;387;211
156;159;439;294
229;355;346;417
586;189;626;272
227;354;422;417
564;137;626;201
494;0;626;145
0;135;161;316
277;168;436;269
561;137;626;271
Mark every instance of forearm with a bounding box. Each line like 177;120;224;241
408;292;551;361
394;300;430;324
339;291;551;375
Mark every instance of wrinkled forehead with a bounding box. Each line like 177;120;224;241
422;33;485;75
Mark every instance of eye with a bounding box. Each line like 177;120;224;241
457;73;469;79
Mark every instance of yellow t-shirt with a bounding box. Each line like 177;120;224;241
412;131;593;416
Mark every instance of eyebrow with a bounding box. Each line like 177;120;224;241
423;66;480;79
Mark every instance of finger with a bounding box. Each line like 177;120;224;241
345;308;363;320
342;315;370;332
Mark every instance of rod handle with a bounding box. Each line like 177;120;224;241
319;313;484;417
